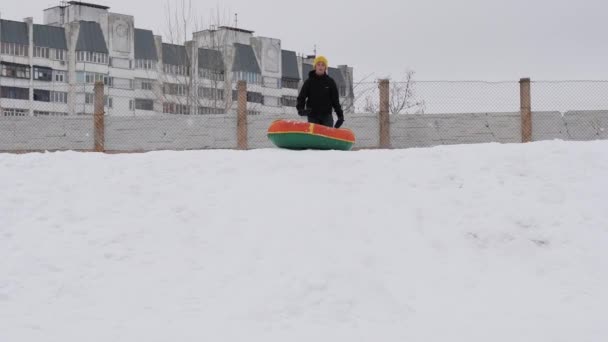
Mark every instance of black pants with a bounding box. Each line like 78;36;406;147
308;115;334;128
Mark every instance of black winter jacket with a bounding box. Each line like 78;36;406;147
297;70;344;119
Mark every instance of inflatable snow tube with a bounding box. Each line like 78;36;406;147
267;120;356;151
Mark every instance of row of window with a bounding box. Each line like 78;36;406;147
129;99;155;111
1;42;28;57
2;108;28;116
1;85;299;108
76;51;109;65
34;47;67;61
163;64;190;76
85;93;113;108
1;65;313;96
136;59;155;70
162;103;224;115
6;109;74;117
1;86;68;103
1;63;68;82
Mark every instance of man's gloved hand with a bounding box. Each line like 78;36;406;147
334;118;345;129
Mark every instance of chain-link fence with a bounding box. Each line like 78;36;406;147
1;78;607;152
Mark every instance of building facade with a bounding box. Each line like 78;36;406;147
0;1;354;117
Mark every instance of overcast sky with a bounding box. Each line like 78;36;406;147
2;0;607;81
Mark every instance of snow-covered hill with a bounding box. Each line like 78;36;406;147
1;141;607;342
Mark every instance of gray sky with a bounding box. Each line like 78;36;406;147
3;0;608;81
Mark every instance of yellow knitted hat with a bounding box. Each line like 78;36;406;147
313;55;328;67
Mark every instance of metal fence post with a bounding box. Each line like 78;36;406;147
94;81;105;152
379;79;391;148
520;78;532;143
237;80;248;150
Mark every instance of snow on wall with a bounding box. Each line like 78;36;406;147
0;111;606;151
0;117;93;151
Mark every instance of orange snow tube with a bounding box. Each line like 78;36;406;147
267;120;356;150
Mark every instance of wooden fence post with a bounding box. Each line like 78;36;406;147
94;81;105;152
237;80;248;150
520;78;532;143
379;79;391;148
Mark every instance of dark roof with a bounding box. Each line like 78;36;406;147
68;1;110;10
328;67;345;86
232;43;260;73
0;20;29;45
281;50;300;80
198;48;224;71
134;29;158;60
162;43;189;66
75;21;108;53
33;24;67;50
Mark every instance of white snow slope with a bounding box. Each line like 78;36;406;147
1;141;608;342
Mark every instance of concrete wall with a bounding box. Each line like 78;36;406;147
391;112;521;148
0;116;93;151
104;115;237;151
0;111;606;152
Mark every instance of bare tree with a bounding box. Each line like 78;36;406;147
389;70;425;114
355;71;425;114
156;0;234;115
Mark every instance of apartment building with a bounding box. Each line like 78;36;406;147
0;1;355;117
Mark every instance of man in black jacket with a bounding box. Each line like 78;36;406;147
296;56;345;128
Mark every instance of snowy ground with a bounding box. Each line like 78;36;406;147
1;141;607;342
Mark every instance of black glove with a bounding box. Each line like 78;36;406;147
334;118;345;129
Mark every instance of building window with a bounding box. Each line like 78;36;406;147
2;108;28;117
281;95;298;107
163;102;190;115
54;70;68;83
263;77;280;89
34;90;67;103
34;46;50;59
234;71;261;85
134;99;154;111
76;51;109;64
85;94;112;107
51;91;68;103
163;64;190;76
198;106;223;115
0;42;28;57
34;89;51;102
33;66;53;82
34;111;68;116
163;83;189;96
53;49;66;61
233;90;263;104
198;68;224;81
35;47;66;61
339;86;347;97
198;87;224;100
281;78;299;90
77;72;111;85
136;59;155;70
1;62;31;79
135;78;155;90
1;86;29;100
247;110;261;116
